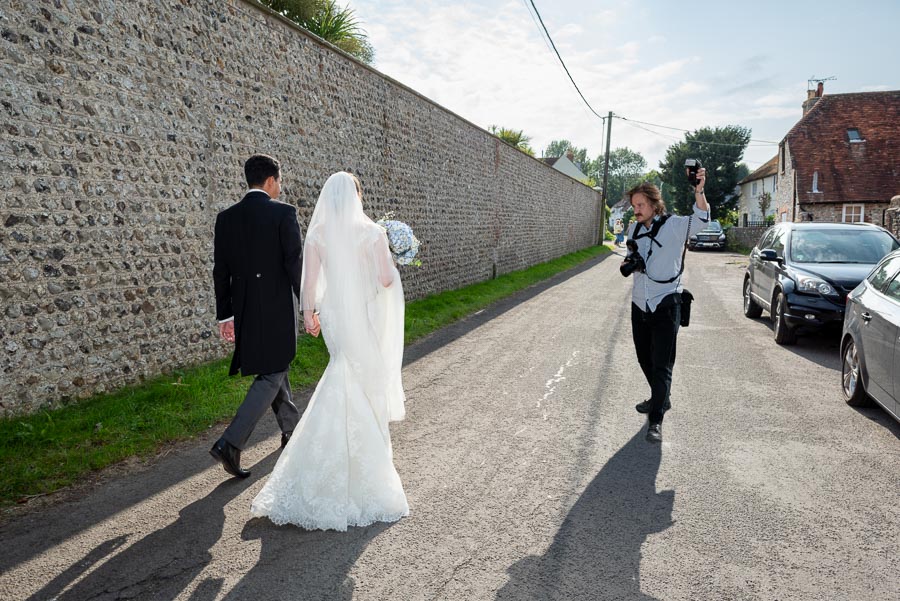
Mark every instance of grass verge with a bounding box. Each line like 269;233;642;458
0;245;609;509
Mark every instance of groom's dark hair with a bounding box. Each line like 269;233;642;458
244;154;281;188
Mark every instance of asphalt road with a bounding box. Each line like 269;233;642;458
2;249;898;601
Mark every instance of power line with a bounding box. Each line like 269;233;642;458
617;118;778;149
520;1;777;157
525;0;607;122
615;115;779;145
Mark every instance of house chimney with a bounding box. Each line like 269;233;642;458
566;149;575;162
802;82;824;116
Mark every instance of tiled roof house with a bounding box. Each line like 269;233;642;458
738;155;779;226
773;85;900;226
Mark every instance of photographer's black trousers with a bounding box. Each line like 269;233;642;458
631;298;681;425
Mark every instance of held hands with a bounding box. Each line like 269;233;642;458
218;320;235;343
304;311;321;337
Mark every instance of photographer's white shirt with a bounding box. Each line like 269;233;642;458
627;203;709;312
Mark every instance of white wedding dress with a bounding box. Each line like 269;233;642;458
251;172;409;531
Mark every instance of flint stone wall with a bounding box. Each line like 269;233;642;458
0;0;601;414
727;226;767;251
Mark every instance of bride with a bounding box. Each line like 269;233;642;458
251;171;409;531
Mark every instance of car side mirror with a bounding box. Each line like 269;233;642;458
759;249;781;262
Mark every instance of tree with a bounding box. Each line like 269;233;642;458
260;0;375;64
544;139;588;167
757;191;772;219
658;125;751;219
592;147;648;206
489;125;535;156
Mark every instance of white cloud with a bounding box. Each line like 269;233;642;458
351;0;897;169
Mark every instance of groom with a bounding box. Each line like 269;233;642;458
210;154;305;478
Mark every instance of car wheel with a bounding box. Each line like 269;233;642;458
772;291;796;345
842;338;872;407
743;277;762;318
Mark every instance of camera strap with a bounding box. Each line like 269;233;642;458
631;214;691;284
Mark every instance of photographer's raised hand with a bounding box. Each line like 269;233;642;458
694;167;709;212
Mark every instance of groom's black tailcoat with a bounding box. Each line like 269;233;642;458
213;191;303;376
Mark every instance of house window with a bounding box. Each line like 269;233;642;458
751;181;758;196
842;204;864;223
847;128;862;142
812;171;819;192
780;145;785;173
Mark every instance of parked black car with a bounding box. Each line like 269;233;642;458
688;220;726;250
841;249;900;423
742;222;899;344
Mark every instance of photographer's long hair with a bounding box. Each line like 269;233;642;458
627;182;666;216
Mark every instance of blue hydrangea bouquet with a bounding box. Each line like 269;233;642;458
376;213;422;266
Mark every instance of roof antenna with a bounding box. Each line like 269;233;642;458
808;75;836;91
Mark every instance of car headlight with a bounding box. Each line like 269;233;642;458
690;235;697;241
717;234;726;241
796;274;837;296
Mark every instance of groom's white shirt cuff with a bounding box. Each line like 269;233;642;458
219;317;234;323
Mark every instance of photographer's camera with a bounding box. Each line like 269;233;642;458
684;158;702;187
620;239;645;277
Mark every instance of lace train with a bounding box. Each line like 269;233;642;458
251;353;409;531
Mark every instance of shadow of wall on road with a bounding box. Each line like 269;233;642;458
223;520;392;601
404;253;611;367
496;429;673;601
25;454;277;601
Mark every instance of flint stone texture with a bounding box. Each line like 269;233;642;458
0;0;601;415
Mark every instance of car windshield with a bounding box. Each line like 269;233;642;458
790;229;900;264
701;221;722;232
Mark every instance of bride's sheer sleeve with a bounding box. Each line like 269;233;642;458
373;231;396;288
300;237;322;313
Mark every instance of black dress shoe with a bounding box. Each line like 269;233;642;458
280;431;293;449
635;400;671;414
646;423;662;443
210;438;250;478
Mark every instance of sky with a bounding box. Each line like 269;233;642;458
351;0;900;174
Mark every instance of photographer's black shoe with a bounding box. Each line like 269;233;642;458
635;400;671;414
646;423;662;443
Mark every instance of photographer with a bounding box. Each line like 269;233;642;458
621;167;709;442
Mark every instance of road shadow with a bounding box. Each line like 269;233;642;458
747;317;842;370
496;428;673;601
223;519;391;601
404;252;611;366
0;427;289;577
848;404;900;439
25;453;277;601
1;251;609;575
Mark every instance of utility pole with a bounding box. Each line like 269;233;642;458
599;111;613;242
